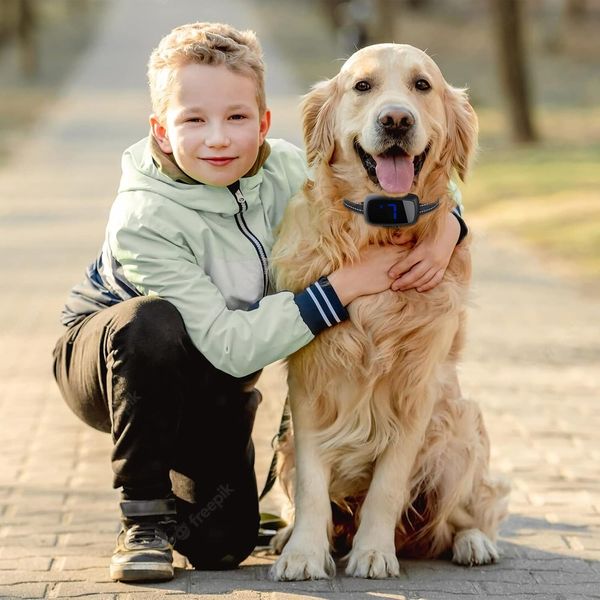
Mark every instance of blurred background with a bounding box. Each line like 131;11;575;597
1;0;599;282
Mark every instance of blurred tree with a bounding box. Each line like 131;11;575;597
328;0;370;53
17;0;36;75
540;0;564;53
566;0;587;17
491;0;538;143
371;0;396;43
0;0;37;75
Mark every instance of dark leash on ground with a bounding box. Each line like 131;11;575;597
257;396;291;546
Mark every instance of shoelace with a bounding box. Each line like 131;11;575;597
124;523;169;547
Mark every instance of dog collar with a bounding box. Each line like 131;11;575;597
343;193;440;227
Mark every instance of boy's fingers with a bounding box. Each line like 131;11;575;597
391;261;429;290
391;230;413;245
404;266;437;291
416;268;444;292
388;253;421;279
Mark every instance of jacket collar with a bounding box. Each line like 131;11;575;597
149;134;271;185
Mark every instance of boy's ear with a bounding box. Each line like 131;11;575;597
149;115;172;154
259;109;271;145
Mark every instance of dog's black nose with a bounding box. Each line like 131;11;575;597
378;106;415;132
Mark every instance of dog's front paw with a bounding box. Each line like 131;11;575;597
452;529;499;566
270;546;335;580
345;548;400;579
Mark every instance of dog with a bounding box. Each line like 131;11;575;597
268;44;509;581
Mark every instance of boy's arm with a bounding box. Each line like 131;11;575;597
110;213;407;378
389;211;463;292
388;183;469;292
112;221;314;378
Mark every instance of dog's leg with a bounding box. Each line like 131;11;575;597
344;438;405;578
345;400;434;579
452;528;499;566
426;375;509;566
270;399;335;581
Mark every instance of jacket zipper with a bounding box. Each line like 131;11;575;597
228;183;270;297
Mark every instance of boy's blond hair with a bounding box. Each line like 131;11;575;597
148;22;266;122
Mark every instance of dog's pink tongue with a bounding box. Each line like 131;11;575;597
374;154;414;194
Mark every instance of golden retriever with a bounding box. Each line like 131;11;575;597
269;44;509;580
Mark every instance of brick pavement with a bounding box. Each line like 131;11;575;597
0;1;599;599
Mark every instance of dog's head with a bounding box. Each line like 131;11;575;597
302;44;478;197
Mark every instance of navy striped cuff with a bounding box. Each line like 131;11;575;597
451;207;468;244
294;276;349;335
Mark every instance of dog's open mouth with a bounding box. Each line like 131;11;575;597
355;141;429;194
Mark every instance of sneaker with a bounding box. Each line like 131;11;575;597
109;498;177;582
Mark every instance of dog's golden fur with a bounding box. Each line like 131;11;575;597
270;44;509;580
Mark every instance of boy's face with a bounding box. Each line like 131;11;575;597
151;63;270;187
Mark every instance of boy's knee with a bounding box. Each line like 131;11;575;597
173;494;259;570
179;527;258;571
112;296;188;357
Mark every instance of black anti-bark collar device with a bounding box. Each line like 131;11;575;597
343;193;440;227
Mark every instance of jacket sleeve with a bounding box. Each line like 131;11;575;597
109;211;346;378
448;180;468;244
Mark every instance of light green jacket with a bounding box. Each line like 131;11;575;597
81;137;314;377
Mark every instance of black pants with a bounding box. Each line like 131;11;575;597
52;295;261;569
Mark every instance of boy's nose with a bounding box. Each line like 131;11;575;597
205;124;230;147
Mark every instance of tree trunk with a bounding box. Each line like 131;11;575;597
17;0;37;76
371;0;397;44
491;0;538;143
566;0;587;18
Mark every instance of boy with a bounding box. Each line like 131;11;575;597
52;22;467;583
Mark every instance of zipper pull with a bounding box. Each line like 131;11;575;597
228;182;247;210
234;189;245;205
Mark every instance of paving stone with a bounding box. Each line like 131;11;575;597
52;596;116;600
189;577;336;594
189;566;258;582
0;533;58;547
0;557;53;571
50;576;190;597
402;565;536;584
338;576;480;594
478;579;600;595
0;582;48;598
56;556;113;571
117;594;259;600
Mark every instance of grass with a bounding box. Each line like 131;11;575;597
463;109;600;281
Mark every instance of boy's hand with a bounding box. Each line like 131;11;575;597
388;211;461;292
328;244;410;305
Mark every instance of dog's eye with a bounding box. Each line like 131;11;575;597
415;79;431;92
354;80;371;92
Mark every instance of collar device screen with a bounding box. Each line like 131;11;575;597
364;194;418;227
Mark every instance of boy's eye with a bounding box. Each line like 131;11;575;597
186;117;203;123
229;114;247;120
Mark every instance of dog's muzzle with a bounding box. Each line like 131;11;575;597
355;140;430;195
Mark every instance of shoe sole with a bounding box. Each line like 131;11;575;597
110;562;174;582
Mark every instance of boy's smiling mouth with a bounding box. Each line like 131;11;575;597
202;156;237;166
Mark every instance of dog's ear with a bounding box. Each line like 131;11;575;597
442;85;478;181
301;77;338;167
